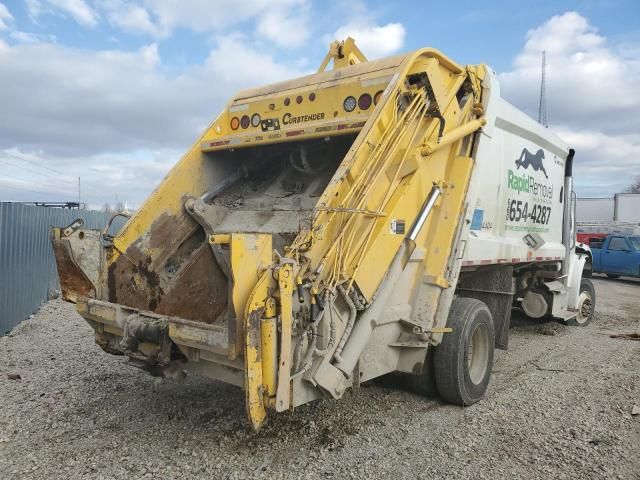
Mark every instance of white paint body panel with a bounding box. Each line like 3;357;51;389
463;72;569;266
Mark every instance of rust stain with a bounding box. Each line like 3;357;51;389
155;245;227;323
51;238;95;302
107;210;228;323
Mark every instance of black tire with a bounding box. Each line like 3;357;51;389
606;273;619;279
406;346;438;397
434;298;495;406
583;258;593;278
567;278;596;327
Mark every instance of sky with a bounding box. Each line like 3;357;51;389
0;0;639;209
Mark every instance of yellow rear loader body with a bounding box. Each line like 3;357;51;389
52;39;593;430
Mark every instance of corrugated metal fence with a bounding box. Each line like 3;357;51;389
0;203;127;334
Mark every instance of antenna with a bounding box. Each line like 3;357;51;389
538;50;547;127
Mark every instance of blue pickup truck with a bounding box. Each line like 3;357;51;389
587;235;640;278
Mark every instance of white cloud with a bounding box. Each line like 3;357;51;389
327;22;406;59
139;42;160;66
555;129;640;195
202;33;309;84
0;2;14;30
256;2;310;48
103;2;167;38
141;0;303;32
98;0;310;44
9;31;57;44
25;0;44;21
499;11;640;196
0;36;306;206
45;0;99;27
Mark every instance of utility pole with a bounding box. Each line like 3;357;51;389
538;50;547;127
78;176;81;210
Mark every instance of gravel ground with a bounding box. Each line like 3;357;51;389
1;275;639;479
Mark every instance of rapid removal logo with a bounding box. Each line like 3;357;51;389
515;148;548;178
507;148;553;199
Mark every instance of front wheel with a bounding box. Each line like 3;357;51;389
567;279;596;326
434;298;495;406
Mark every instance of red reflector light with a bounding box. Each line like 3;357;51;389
296;95;303;104
358;93;372;110
230;117;240;130
284;97;290;106
286;129;304;137
309;92;316;101
240;115;250;129
374;90;384;105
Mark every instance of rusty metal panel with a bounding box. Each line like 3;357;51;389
0;202;126;335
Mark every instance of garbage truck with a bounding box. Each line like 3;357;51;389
51;38;595;430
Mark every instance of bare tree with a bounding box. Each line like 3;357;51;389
625;175;640;194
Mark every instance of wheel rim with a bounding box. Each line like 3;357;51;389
575;291;593;324
467;324;490;385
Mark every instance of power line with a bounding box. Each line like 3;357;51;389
1;172;70;190
1;151;79;181
0;174;105;202
0;153;134;205
0;180;76;198
0;158;77;186
0;154;104;192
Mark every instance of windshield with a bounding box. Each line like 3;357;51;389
629;237;640;250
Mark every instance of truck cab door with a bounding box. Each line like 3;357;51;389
628;237;640;277
605;236;634;275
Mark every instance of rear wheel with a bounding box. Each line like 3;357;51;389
567;279;596;326
434;298;495;406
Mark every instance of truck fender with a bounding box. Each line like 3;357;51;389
576;243;593;276
566;251;587;310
